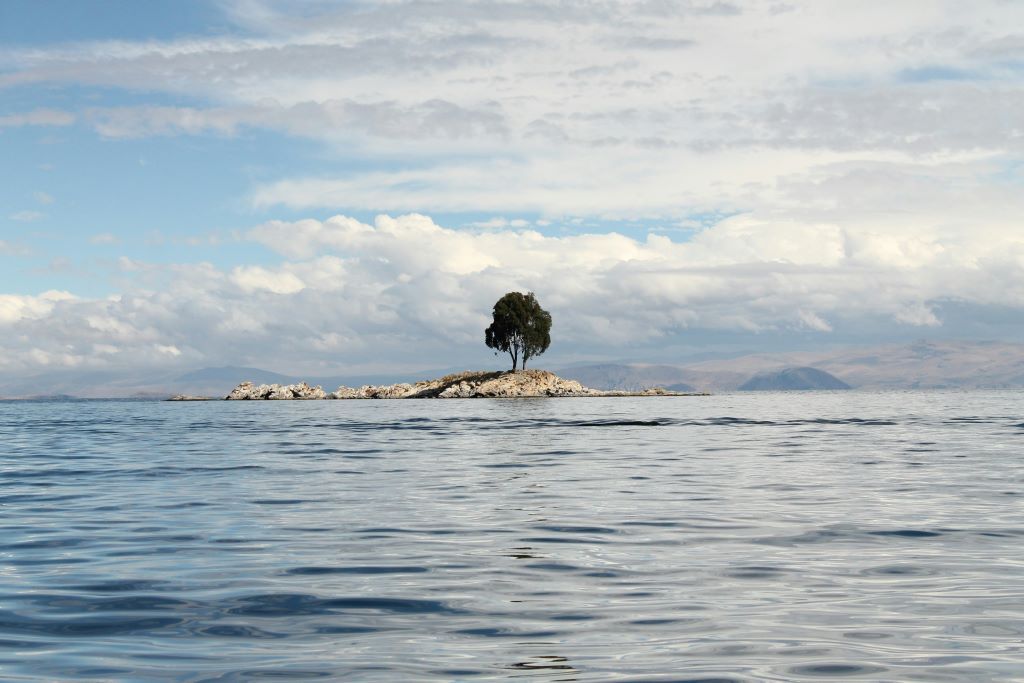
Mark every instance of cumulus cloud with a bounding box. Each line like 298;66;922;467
0;290;76;325
1;212;1022;381
3;0;1024;385
230;265;306;294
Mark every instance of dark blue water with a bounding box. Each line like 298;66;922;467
1;392;1023;681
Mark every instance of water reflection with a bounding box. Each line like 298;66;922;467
509;654;576;676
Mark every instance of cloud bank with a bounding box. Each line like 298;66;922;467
6;0;1024;218
2;211;1022;381
3;0;1024;385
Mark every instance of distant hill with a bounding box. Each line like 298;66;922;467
556;364;696;392
0;365;462;399
175;366;296;386
556;362;747;392
555;340;1024;392
684;340;1024;389
5;339;1024;397
739;367;852;391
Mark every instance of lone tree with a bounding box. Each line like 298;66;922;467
485;291;552;371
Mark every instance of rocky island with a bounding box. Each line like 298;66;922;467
224;369;704;400
217;293;710;400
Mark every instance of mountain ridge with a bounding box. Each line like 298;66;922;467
738;367;852;391
3;340;1024;397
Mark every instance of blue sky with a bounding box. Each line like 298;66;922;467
2;61;665;298
0;0;232;44
3;0;1024;388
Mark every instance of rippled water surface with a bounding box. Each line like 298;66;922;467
2;392;1023;681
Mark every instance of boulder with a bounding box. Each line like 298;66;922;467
226;381;266;399
438;381;474;398
330;386;362;399
226;381;326;400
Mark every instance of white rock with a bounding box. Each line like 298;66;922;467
227;370;695;400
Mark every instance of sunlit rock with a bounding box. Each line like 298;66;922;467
226;381;326;400
227;370;704;400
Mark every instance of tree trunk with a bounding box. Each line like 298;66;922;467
511;336;523;371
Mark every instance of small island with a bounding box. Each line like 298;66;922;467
225;369;705;400
217;293;707;400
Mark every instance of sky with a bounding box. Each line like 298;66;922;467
2;0;1024;384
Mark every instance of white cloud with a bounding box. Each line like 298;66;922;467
0;108;74;127
0;240;29;256
155;344;182;357
34;191;54;205
5;0;1024;220
85;99;509;141
89;233;121;245
9;210;44;222
230;265;306;294
0;290;76;324
3;1;1024;384
469;217;512;230
0;209;1021;381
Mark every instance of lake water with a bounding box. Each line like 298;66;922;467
1;392;1022;681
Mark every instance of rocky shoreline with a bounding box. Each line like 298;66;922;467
221;370;706;400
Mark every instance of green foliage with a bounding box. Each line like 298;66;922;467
484;291;552;370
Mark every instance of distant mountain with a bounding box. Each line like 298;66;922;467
556;363;697;391
0;369;166;399
555;340;1024;392
556;363;746;392
685;339;1024;389
1;394;79;402
0;365;460;399
738;367;852;391
175;366;296;386
5;339;1024;397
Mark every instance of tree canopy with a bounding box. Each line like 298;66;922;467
484;291;552;371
